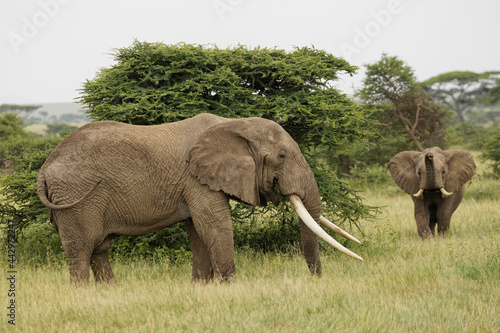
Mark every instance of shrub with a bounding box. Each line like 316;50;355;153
447;122;491;150
481;129;500;177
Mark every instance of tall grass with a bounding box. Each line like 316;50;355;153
1;160;499;332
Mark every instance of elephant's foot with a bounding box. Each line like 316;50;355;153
191;266;214;283
437;223;450;237
213;271;235;284
437;229;449;238
67;257;91;286
417;226;434;239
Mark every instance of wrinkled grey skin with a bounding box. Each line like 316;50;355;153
37;113;323;284
388;147;476;238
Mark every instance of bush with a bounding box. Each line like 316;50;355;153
447;122;491;150
0;113;30;168
0;145;58;240
110;224;192;263
12;222;66;267
481;129;500;177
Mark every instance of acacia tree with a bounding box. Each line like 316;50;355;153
422;71;500;122
0;104;41;122
486;79;500;105
80;42;373;153
358;54;450;151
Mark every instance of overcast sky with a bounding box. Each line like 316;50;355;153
1;0;499;104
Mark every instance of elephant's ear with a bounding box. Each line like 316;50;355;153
388;151;421;195
188;119;261;206
444;149;476;191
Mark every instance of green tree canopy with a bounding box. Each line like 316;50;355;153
0;113;32;168
358;54;450;152
79;42;372;153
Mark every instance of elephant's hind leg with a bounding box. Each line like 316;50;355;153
56;212;108;285
90;237;115;283
60;238;92;285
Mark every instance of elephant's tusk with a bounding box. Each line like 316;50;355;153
319;216;361;244
289;195;363;261
413;189;424;197
440;188;453;197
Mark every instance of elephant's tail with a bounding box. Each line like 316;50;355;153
37;172;102;210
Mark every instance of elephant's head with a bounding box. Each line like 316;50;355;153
388;147;476;198
187;117;362;272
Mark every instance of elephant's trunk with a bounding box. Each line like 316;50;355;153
294;180;323;275
424;152;437;189
280;160;362;274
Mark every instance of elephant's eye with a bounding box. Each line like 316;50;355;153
442;170;446;174
278;149;287;159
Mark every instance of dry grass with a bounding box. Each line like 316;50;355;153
1;155;499;332
24;124;48;136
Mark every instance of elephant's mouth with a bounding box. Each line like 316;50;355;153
413;188;453;197
259;178;280;207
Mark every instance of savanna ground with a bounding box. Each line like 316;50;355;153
1;152;499;332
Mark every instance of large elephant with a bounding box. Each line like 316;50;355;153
37;113;362;284
388;147;476;238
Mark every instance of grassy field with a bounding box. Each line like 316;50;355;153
2;164;499;332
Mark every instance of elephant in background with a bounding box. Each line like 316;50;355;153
388;147;476;238
37;113;362;285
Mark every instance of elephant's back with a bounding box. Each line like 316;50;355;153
40;115;228;189
44;121;147;166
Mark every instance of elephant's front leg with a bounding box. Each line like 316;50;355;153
185;218;214;282
412;198;432;239
437;189;465;236
186;190;236;282
436;198;454;237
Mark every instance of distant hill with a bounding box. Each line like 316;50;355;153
23;102;90;125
